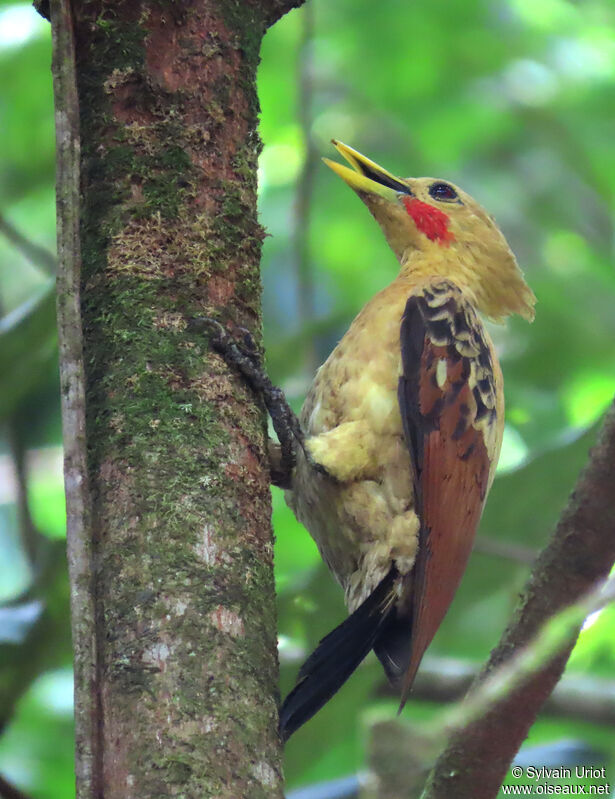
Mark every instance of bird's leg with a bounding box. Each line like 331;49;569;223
191;318;322;488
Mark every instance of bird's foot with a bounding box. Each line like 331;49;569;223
191;317;322;487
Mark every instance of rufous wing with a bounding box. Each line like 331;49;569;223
397;279;498;704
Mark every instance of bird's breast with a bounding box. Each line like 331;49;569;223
306;285;411;439
288;282;420;609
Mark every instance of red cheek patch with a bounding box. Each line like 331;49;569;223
402;196;455;246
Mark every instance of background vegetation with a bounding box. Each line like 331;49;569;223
1;0;614;795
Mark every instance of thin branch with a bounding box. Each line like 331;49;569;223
50;1;99;796
379;656;615;727
0;215;56;276
422;400;615;799
473;535;537;565
369;570;615;797
432;576;615;739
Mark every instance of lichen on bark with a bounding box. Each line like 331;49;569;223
57;1;291;795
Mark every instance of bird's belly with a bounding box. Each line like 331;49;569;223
287;286;421;611
288;431;419;613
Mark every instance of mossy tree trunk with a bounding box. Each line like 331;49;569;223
50;0;303;796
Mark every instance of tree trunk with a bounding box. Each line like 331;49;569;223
51;0;303;796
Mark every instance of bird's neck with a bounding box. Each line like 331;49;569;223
397;248;535;323
397;249;474;298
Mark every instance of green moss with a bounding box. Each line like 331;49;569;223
218;0;265;119
142;175;183;217
159;145;192;172
105;145;135;172
213;73;232;109
85;139;196;230
166;759;193;784
236;272;264;306
220;184;246;219
232;145;258;182
218;0;265;73
94;13;146;71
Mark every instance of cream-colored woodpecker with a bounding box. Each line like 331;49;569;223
276;141;535;740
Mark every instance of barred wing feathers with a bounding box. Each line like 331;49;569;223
397;279;499;704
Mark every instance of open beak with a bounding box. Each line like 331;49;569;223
323;140;412;201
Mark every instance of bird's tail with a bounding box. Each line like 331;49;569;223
279;568;400;741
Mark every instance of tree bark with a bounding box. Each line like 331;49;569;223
50;1;303;796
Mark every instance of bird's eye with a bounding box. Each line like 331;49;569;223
429;182;459;202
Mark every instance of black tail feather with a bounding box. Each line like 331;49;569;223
279;568;399;741
373;612;414;686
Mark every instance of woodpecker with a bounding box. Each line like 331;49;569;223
276;141;536;740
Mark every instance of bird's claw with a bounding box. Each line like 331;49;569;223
191;316;306;487
191;316;257;359
308;456;333;479
237;326;258;356
188;315;224;340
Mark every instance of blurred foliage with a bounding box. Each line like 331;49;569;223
0;0;614;796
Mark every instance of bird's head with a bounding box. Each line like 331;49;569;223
324;140;535;322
